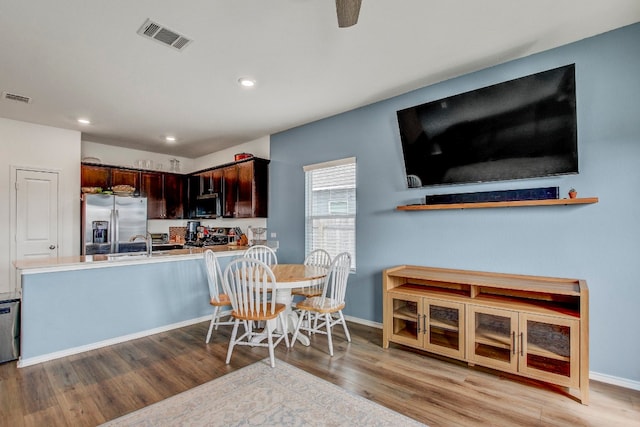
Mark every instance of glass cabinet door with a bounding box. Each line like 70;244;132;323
518;314;580;387
388;293;423;347
468;306;519;372
424;299;465;359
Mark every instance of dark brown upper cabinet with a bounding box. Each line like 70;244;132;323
189;158;269;219
81;164;185;219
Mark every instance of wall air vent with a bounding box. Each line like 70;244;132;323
2;91;32;104
137;19;192;51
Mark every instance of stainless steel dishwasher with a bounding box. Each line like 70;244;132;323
0;299;20;363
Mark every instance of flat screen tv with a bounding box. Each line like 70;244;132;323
397;64;578;188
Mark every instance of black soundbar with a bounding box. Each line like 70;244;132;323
425;187;559;205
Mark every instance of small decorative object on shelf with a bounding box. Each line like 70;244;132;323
568;188;577;199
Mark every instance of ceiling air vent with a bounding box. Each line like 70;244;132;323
2;91;32;104
137;19;192;51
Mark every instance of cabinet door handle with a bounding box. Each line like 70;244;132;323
512;331;516;355
520;332;524;357
422;314;427;335
416;313;421;334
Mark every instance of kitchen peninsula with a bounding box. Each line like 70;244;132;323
15;246;247;367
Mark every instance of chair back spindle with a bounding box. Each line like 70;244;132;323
224;258;276;317
244;245;278;266
304;249;331;268
204;250;225;303
323;252;351;307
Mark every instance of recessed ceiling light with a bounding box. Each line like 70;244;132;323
238;77;256;88
165;136;176;143
77;118;91;125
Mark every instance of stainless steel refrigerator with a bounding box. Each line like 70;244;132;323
82;194;148;255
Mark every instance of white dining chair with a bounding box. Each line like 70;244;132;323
222;257;290;368
203;250;234;343
292;249;332;333
291;252;352;356
293;249;332;299
244;244;278;265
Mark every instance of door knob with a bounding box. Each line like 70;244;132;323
49;245;56;250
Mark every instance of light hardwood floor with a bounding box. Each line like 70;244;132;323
1;321;638;426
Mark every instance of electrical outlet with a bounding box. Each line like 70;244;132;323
270;232;277;238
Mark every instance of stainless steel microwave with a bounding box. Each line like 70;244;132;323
195;193;221;218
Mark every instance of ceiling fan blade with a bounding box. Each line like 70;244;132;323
336;0;362;28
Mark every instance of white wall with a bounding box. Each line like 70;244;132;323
0;118;81;294
83;136;269;174
81;141;195;173
191;136;270;172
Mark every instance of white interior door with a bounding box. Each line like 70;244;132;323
15;169;59;261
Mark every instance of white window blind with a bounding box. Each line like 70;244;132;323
304;158;356;270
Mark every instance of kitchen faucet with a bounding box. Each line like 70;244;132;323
129;233;152;256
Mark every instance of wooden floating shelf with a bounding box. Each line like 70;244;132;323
397;197;598;211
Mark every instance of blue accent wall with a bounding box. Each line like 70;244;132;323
269;23;640;382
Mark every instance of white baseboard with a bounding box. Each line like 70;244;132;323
345;315;640;392
589;371;640;391
344;314;382;329
18;315;211;368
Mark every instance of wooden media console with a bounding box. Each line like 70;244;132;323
382;265;589;404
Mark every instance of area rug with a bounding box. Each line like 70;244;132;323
101;359;425;426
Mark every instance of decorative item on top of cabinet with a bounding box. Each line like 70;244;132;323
383;265;589;404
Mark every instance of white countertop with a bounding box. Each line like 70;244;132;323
15;245;249;275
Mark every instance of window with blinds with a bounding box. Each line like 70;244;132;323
304;157;356;270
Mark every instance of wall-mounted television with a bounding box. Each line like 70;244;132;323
397;64;578;188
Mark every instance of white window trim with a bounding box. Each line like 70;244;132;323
303;156;356;172
304;157;356;271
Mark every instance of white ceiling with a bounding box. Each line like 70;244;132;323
1;1;639;158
